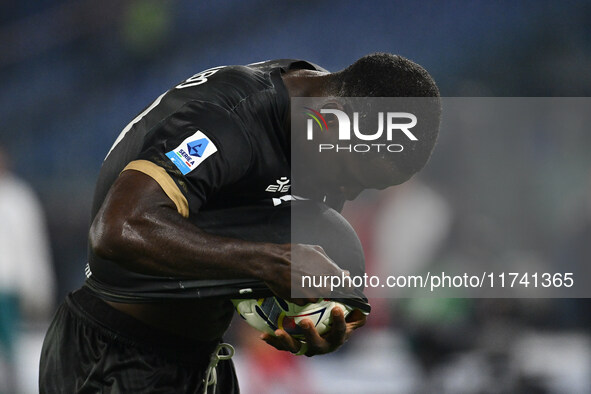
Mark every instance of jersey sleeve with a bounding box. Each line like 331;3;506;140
124;101;253;216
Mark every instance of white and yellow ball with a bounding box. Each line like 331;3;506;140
232;297;352;339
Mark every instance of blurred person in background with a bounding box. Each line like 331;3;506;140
0;146;55;393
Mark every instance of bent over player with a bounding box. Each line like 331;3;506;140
40;53;440;393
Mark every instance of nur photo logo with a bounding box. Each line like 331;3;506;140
303;105;418;153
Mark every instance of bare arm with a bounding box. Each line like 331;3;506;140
89;170;342;303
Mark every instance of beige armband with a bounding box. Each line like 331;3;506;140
122;160;189;218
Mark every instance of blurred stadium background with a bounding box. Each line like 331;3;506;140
1;0;591;392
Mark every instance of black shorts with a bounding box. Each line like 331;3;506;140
39;287;239;393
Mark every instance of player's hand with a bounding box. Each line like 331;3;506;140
260;306;367;356
264;243;347;306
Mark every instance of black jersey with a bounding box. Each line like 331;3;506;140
85;59;369;312
91;59;327;219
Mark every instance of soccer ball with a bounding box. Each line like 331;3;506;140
232;297;352;339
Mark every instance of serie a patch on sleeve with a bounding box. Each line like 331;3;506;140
165;130;218;175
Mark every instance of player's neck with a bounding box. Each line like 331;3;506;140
282;70;329;98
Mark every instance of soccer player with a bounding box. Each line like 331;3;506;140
40;53;440;393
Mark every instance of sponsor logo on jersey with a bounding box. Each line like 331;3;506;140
165;130;217;175
272;194;296;206
265;177;290;193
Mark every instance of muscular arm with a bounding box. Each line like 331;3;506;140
90;169;367;355
89;170;339;303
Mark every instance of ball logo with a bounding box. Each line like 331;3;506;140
304;107;418;153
